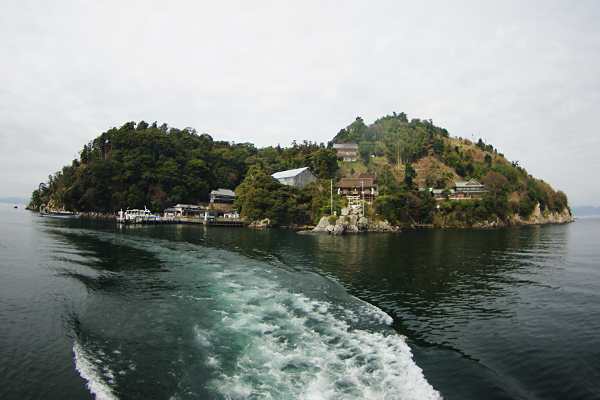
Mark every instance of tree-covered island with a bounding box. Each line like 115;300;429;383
29;113;572;229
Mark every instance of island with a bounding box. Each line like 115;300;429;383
28;113;573;230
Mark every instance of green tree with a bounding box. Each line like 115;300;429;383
358;141;374;159
234;166;298;225
519;196;534;217
483;171;509;199
484;153;492;166
347;117;368;142
378;165;399;195
375;195;403;225
442;188;451;200
404;163;417;188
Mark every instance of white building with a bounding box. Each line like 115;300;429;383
163;204;205;218
271;167;318;189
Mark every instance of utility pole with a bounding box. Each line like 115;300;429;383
330;179;333;215
361;180;364;216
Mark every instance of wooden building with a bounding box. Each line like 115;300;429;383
333;143;359;162
454;179;486;198
209;188;236;205
358;172;378;184
334;178;378;203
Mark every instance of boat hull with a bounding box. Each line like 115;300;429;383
39;211;79;219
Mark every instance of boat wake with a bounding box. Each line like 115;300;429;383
66;230;442;399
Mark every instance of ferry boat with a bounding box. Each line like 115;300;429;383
117;207;159;223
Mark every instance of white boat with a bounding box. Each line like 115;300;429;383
39;210;79;219
117;207;159;223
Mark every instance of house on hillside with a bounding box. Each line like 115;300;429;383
334;178;378;203
423;179;485;201
209;188;236;211
163;204;205;218
209;188;236;205
454;179;485;198
271;167;317;190
431;188;455;200
333;143;359;162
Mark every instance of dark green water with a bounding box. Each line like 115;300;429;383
1;203;599;399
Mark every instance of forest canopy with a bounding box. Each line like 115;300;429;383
30;121;338;222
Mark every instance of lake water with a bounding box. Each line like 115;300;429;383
1;202;599;399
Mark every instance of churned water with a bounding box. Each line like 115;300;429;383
1;202;599;399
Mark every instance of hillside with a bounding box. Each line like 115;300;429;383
330;114;569;227
29;114;571;228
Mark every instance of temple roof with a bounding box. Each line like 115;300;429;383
334;178;376;188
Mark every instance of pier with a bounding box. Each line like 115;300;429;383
80;213;248;227
176;217;249;227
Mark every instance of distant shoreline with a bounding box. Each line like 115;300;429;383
570;206;600;217
0;198;29;205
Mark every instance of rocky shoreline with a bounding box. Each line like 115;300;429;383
472;205;574;228
435;204;574;229
300;215;400;235
299;203;574;235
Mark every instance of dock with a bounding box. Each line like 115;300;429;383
117;216;249;227
176;217;249;227
80;213;248;227
412;223;433;229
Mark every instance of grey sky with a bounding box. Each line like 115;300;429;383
1;1;599;206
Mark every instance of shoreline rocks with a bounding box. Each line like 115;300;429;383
492;206;573;228
441;205;574;229
309;216;401;235
248;218;271;228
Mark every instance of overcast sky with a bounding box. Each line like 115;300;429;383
1;1;599;207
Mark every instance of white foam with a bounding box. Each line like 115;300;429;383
73;341;118;400
359;300;395;326
74;229;442;399
200;276;442;400
194;327;214;348
206;356;221;369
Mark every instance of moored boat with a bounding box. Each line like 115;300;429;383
39;210;79;219
117;207;160;223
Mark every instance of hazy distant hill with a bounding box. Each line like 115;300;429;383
0;197;29;205
570;206;600;216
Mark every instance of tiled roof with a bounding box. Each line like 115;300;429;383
333;143;359;149
455;179;483;187
210;188;236;196
334;178;376;188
